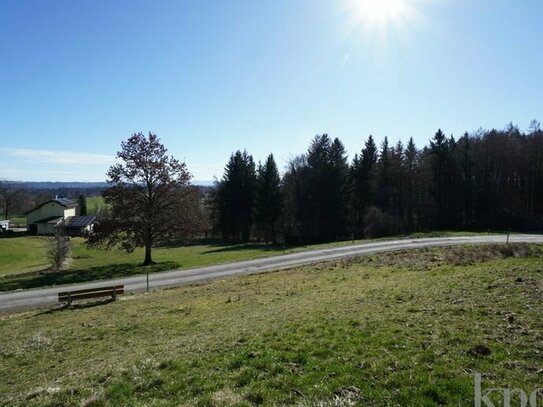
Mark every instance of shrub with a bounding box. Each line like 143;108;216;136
47;228;71;271
363;207;398;238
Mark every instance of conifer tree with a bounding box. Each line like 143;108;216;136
218;150;256;241
77;194;88;216
254;154;283;243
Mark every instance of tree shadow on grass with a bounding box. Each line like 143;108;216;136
37;298;116;315
0;261;179;292
201;243;301;254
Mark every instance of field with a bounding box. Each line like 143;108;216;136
7;216;27;226
0;237;50;276
0;232;488;292
0;244;541;406
86;196;107;215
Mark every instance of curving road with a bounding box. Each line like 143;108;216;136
1;234;542;313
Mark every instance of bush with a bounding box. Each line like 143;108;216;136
363;207;399;238
47;229;71;272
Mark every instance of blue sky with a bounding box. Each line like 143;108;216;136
1;0;542;182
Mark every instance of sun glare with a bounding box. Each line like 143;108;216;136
354;0;408;23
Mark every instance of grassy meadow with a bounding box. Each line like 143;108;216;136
0;244;542;406
7;215;27;226
0;237;50;276
86;196;107;215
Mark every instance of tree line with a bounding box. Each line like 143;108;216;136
210;121;543;243
3;125;541;266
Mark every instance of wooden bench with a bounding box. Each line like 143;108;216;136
58;285;124;306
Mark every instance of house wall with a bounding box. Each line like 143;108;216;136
37;223;57;235
63;207;76;218
27;202;66;224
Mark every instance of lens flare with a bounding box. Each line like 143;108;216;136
354;0;408;23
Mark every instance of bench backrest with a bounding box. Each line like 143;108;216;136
58;285;124;302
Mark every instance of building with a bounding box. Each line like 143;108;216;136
25;197;96;236
0;220;9;232
60;215;97;236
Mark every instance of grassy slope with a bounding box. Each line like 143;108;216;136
0;244;542;406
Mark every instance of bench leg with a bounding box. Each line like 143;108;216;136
112;292;117;301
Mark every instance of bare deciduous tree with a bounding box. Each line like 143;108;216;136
88;132;205;266
0;181;23;220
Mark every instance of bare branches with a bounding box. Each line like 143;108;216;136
47;228;71;272
89;133;204;265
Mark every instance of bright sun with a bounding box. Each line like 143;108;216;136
354;0;408;23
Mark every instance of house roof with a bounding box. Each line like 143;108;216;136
62;216;96;228
53;197;75;207
24;198;77;215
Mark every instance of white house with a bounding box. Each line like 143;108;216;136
25;197;96;236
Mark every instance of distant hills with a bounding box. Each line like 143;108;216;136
7;181;109;189
4;180;214;189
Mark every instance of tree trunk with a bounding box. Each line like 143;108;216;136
143;244;154;266
271;222;276;244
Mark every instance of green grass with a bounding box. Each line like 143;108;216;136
0;244;542;406
0;237;50;276
0;231;502;292
87;196;107;215
6;215;26;226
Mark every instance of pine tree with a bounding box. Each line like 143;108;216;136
77;194;88;216
390;140;405;231
303;135;350;241
255;154;283;243
457;133;474;227
361;135;378;209
350;135;378;237
376;136;393;213
282;155;309;242
218;150;256;242
404;137;419;231
429;129;450;228
329;137;350;239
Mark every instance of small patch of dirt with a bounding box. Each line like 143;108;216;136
334;386;362;401
468;344;492;357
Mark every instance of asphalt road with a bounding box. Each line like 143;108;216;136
1;234;542;313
